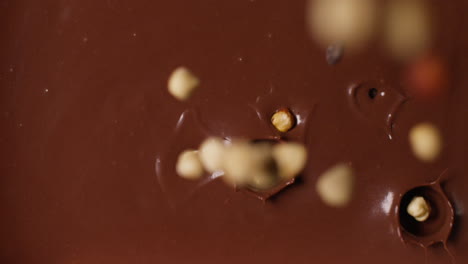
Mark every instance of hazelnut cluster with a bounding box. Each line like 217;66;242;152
175;137;308;191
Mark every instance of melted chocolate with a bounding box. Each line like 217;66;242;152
1;0;468;263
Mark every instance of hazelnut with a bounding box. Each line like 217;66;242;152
407;196;431;222
272;142;307;180
168;67;200;101
316;163;355;207
409;123;442;162
407;55;448;100
271;108;296;133
199;137;226;173
176;149;204;180
385;0;431;60
222;141;277;188
247;143;278;189
307;0;377;50
248;170;278;191
222;141;255;186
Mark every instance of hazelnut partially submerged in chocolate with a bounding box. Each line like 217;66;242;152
407;196;431;222
271;108;296;133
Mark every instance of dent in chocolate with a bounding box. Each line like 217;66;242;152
397;169;455;261
241;178;296;202
157;107;302;204
347;81;408;140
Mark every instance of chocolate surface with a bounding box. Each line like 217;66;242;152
1;0;468;263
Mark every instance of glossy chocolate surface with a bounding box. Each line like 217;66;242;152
1;0;468;263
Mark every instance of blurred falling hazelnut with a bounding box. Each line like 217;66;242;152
307;0;377;50
385;0;432;60
409;123;442;162
316;163;355;207
222;141;256;186
199;137;226;173
176;149;204;180
407;55;448;100
247;143;279;190
271;108;296;133
248;170;279;191
168;67;200;101
272;142;308;180
223;141;280;189
407;196;431;222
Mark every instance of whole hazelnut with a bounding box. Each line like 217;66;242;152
168;67;200;101
199;137;226;173
407;196;431;222
176;149;204;180
248;170;279;191
271;108;296;133
222;141;255;186
223;141;277;188
316;163;355;207
307;0;377;50
385;0;431;60
272;142;307;180
409;123;442;162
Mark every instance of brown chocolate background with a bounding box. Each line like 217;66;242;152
1;0;468;263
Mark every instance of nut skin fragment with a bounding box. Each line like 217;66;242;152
272;142;308;180
316;163;355;207
407;196;431;222
271;108;296;133
326;43;344;65
168;67;200;101
199;137;225;173
175;149;204;180
409;123;442;162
